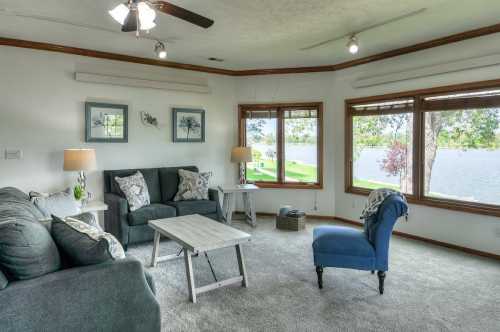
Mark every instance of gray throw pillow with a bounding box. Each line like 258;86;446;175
174;169;211;201
114;171;150;211
0;218;61;280
30;189;79;220
0;269;8;290
51;216;125;266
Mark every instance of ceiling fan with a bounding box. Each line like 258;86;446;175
109;0;214;34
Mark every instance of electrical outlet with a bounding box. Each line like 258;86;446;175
5;149;22;160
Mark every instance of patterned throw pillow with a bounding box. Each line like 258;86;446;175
174;169;211;201
114;171;150;211
51;216;125;266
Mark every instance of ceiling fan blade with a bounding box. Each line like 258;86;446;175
121;9;138;32
151;1;214;28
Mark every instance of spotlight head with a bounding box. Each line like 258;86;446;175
154;41;167;59
347;35;359;54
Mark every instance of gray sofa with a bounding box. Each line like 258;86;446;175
0;187;161;332
104;166;223;249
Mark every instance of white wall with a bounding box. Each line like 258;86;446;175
0;47;238;200
235;72;336;216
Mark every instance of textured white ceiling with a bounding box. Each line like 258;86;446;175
0;0;499;70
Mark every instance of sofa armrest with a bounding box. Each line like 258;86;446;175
0;258;161;332
208;188;223;222
104;193;130;247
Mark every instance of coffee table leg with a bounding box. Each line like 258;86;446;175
151;230;161;267
184;248;196;303
235;244;248;288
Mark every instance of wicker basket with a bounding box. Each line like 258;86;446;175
276;215;306;231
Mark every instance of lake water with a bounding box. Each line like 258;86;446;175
251;143;317;165
355;148;500;205
250;143;500;205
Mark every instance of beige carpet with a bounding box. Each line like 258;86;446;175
127;217;500;332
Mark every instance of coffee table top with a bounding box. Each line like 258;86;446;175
148;214;251;252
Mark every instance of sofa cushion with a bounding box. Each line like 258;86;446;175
128;203;176;226
30;189;80;220
174;169;211;201
166;200;217;216
107;168;161;204
0;187;44;221
0;269;8;290
52;216;125;266
313;226;375;258
114;171;151;211
159;166;198;203
0;217;61;280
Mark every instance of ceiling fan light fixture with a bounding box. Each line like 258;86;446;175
138;2;157;30
109;3;130;25
154;41;167;59
347;35;359;54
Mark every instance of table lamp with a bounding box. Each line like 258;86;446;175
231;147;252;185
63;149;97;204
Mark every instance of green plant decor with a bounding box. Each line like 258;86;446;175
74;185;85;201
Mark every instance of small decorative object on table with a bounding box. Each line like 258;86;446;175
63;149;97;206
231;146;252;184
276;208;306;231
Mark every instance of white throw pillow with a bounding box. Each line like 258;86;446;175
174;169;211;201
114;171;151;211
30;188;79;220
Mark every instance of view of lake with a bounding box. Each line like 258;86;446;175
251;143;317;165
355;148;500;205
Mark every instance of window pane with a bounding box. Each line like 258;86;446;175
245;118;278;182
424;108;500;205
352;113;413;194
284;117;318;183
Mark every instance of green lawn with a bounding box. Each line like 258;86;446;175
247;160;317;183
353;179;399;190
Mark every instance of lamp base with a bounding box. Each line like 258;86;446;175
239;163;247;185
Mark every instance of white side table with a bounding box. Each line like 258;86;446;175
218;184;260;227
79;200;108;228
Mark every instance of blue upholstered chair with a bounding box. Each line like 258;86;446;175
312;194;407;294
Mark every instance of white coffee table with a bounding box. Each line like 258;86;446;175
148;214;251;303
218;184;260;227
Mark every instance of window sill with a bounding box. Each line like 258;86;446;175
346;186;500;217
252;182;323;190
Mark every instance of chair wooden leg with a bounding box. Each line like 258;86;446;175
377;271;386;295
316;266;323;289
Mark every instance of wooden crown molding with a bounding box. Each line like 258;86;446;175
2;22;500;76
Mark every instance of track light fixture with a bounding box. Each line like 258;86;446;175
347;35;359;54
154;41;167;59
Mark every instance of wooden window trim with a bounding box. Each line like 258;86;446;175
345;78;500;218
239;102;323;190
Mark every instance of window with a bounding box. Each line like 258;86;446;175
351;99;414;194
346;81;500;217
239;103;323;189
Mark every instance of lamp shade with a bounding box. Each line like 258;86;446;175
63;149;97;171
231;147;252;163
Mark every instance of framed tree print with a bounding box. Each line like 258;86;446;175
85;102;128;143
172;108;205;143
